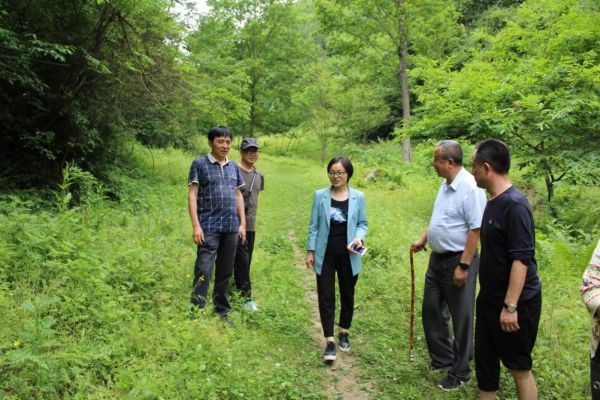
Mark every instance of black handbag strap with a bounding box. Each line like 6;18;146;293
247;169;257;193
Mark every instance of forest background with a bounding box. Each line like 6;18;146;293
0;0;599;398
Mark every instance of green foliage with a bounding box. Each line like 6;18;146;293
186;0;318;136
0;0;194;187
406;0;600;205
315;0;466;142
54;162;103;212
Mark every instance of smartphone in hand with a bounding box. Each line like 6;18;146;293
350;242;367;256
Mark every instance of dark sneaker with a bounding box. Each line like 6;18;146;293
338;332;350;352
438;376;470;391
323;341;337;361
219;314;235;329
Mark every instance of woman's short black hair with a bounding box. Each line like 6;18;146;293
327;156;354;181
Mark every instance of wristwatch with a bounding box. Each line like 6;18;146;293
503;302;517;313
458;262;470;271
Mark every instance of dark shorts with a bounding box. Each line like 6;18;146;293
475;293;542;392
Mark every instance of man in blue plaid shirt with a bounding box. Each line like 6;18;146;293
188;127;246;325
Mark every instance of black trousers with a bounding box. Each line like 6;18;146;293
316;253;358;337
475;293;542;392
191;232;238;315
233;231;256;300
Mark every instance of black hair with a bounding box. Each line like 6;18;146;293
208;126;233;141
327;156;354;181
437;140;463;165
474;138;511;174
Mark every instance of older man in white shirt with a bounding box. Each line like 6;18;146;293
411;140;487;391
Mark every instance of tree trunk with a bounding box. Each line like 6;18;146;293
545;175;558;218
397;0;412;162
249;74;257;137
319;123;327;163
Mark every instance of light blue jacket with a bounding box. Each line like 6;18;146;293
306;186;368;276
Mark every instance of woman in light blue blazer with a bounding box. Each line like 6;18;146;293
306;156;368;362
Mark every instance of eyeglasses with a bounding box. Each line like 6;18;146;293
328;171;347;177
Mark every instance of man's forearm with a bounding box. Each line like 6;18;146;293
188;186;200;228
505;259;528;305
460;228;480;264
236;190;246;227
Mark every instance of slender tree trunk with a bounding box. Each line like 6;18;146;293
320;123;327;163
545;175;558;218
397;0;412;162
249;74;257;137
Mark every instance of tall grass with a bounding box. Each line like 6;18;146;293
0;145;324;399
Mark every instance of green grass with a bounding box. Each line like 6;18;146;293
0;140;595;399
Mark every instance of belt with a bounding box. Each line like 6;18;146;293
432;250;463;257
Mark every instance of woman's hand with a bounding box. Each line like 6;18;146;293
347;238;363;254
306;251;315;269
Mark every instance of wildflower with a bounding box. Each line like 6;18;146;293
13;340;21;348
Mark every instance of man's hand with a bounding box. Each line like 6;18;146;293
192;225;204;245
410;237;427;253
238;224;246;244
453;266;468;287
306;251;315;269
500;308;520;332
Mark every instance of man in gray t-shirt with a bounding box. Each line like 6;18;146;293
234;138;264;311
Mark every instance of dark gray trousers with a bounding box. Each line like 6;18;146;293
422;251;478;381
191;231;238;315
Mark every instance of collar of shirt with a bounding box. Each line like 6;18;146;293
207;152;230;165
444;166;467;192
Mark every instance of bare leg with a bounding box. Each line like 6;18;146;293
510;369;537;400
478;390;496;400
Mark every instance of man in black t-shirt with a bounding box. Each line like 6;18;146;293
471;139;542;400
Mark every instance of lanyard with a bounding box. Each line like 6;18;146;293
247;169;257;194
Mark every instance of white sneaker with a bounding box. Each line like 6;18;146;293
244;300;258;312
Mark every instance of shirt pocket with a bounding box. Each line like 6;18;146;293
443;201;463;222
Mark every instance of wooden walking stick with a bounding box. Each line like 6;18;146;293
409;248;416;361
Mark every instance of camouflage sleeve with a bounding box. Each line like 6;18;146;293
581;240;600;318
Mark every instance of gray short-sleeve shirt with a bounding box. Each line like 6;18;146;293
238;166;264;232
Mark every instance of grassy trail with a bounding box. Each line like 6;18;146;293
254;153;445;399
287;228;373;399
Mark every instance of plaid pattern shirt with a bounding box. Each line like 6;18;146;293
188;153;245;233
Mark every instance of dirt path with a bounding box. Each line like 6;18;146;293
289;231;374;400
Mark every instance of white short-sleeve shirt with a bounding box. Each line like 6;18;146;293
427;167;487;253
